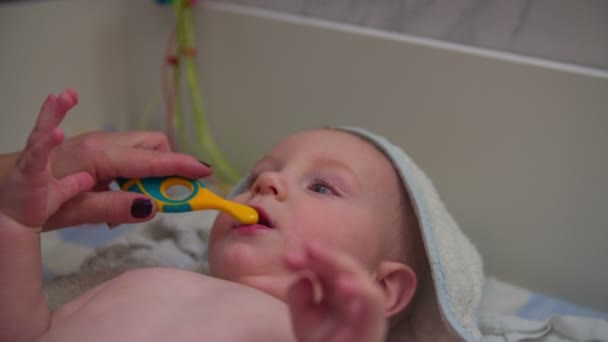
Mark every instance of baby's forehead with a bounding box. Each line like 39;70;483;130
269;129;377;155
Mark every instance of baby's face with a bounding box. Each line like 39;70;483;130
208;129;405;298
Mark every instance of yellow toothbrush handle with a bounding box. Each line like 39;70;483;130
190;188;258;224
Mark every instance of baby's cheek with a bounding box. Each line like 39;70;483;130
208;213;231;242
288;211;346;244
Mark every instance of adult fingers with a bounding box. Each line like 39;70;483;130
54;131;212;181
43;191;156;231
104;131;172;152
104;148;212;180
131;131;172;152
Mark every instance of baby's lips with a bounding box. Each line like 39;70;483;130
249;205;273;228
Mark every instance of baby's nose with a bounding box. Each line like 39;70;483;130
253;172;287;201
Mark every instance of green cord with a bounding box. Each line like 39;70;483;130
170;0;241;184
173;0;189;153
137;95;161;130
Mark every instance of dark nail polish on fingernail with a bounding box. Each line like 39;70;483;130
131;199;153;218
199;160;213;168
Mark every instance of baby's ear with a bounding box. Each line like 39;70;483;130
375;261;417;317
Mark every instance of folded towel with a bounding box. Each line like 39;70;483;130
479;313;608;341
337;127;485;340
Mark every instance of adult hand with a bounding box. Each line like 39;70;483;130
41;129;212;230
284;242;387;342
0;88;213;230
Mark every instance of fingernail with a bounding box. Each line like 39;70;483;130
199;160;213;168
131;198;153;218
107;223;119;229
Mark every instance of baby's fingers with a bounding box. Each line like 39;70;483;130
35;90;77;132
53;172;95;206
19;127;63;177
20;90;76;176
285;242;374;307
287;242;365;280
335;276;381;321
287;277;316;314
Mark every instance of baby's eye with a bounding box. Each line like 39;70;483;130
310;183;331;194
308;179;338;196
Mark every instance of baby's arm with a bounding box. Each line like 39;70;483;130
0;90;94;342
284;242;387;342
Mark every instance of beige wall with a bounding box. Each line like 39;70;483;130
0;0;129;151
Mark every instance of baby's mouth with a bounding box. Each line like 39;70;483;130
234;206;274;229
253;206;274;228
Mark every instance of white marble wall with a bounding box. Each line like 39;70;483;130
218;0;608;70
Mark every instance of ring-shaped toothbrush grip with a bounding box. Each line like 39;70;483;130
116;176;201;213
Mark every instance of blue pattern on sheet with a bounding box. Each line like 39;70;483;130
518;293;608;321
58;224;133;247
42;223;137;282
42;264;55;282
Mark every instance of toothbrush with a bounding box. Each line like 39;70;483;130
116;176;258;224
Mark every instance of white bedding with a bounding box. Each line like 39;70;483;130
41;217;608;325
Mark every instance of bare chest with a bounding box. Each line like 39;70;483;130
41;268;295;342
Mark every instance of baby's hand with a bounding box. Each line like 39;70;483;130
284;242;387;342
0;90;94;230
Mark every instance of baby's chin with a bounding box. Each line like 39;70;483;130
208;247;294;301
208;241;282;280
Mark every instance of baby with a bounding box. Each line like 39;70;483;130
0;91;438;342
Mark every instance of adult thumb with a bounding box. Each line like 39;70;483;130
43;191;157;231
